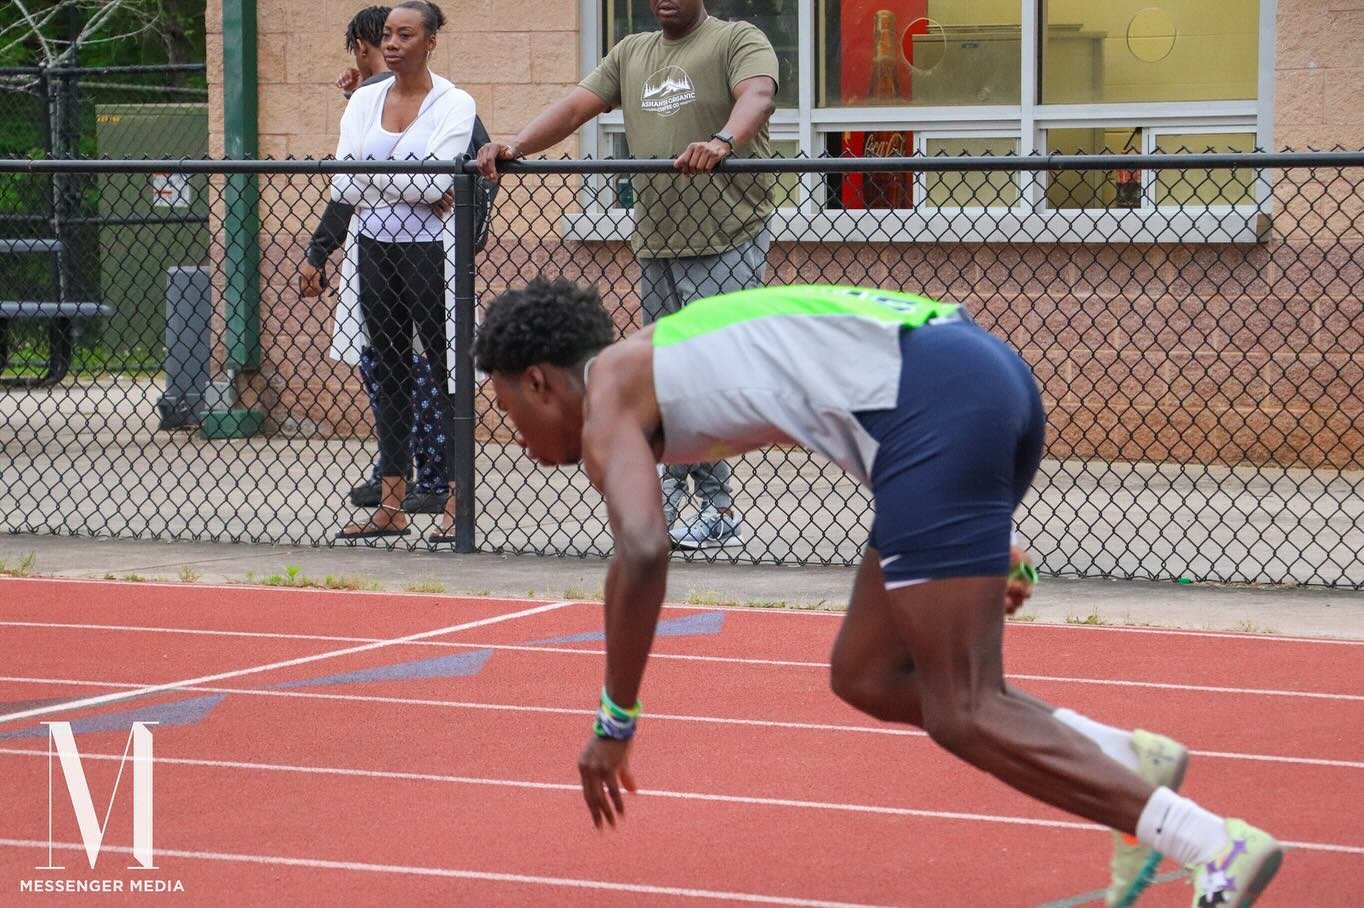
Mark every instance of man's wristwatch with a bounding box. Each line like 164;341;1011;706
710;132;736;154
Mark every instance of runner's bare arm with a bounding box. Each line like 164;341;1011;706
581;364;669;710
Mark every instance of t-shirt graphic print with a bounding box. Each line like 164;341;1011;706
641;66;697;117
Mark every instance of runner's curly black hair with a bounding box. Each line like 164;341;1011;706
345;6;390;51
474;277;616;375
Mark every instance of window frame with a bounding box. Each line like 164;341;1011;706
568;0;1277;244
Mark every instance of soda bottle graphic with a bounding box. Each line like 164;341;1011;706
863;10;910;209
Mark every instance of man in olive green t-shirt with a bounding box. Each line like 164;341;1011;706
477;0;779;549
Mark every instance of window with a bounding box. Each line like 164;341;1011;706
817;0;1022;108
1042;1;1258;104
922;136;1020;207
585;0;1270;238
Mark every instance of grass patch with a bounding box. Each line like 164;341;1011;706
684;593;809;610
1007;611;1040;622
263;566;311;588
0;552;36;577
561;586;604;601
325;575;380;591
686;591;739;607
122;574;146;582
404;579;447;594
257;567;380;591
742;599;794;609
1064;608;1107;626
178;565;202;583
1232;619;1279;635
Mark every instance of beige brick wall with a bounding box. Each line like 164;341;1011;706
1275;0;1364;150
203;2;1364;471
207;0;581;154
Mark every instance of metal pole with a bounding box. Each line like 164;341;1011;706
53;70;80;305
36;68;60;307
450;168;478;553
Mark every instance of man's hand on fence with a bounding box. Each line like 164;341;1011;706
336;68;362;94
476;142;521;182
298;260;325;298
674;138;733;175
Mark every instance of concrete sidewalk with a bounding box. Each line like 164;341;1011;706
3;534;1363;640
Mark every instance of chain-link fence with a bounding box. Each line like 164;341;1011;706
1;152;1362;587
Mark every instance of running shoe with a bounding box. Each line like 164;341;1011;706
1107;729;1191;907
1188;819;1282;907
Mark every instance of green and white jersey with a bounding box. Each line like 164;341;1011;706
650;285;963;485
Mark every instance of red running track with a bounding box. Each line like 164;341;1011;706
0;576;1360;906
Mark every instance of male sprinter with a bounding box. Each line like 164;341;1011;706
472;278;1282;908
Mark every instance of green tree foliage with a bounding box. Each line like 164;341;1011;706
0;0;205;68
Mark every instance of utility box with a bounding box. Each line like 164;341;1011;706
157;266;212;428
96;103;210;364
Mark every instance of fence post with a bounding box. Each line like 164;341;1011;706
53;69;80;304
36;68;62;308
450;163;479;553
221;0;261;373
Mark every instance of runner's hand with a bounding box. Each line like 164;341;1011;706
578;735;636;829
1005;545;1035;615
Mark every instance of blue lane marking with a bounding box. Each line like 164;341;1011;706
0;694;226;739
0;649;498;739
525;610;725;645
269;648;493;689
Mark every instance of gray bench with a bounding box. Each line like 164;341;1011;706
0;300;111;387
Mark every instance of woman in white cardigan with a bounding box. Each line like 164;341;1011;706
330;0;475;540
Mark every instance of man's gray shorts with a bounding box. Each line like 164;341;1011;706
638;225;772;523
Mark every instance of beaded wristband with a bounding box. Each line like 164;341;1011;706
593;687;642;740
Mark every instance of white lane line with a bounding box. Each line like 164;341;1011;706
3;621;1362;701
4;675;1364;771
2;748;1363;856
0;839;885;908
1010;674;1364;702
0;575;569;604
0;600;575;725
9;574;1363;642
1005;622;1364;646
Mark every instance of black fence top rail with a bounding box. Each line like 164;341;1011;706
2;151;1364;176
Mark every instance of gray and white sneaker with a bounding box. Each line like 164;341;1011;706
670;508;745;549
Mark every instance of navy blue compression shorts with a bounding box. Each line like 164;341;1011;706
854;317;1045;587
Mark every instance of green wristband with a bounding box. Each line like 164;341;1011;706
600;686;642;721
1010;560;1039;584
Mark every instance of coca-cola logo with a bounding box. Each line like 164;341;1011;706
864;133;907;158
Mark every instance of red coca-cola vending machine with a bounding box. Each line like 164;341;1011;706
838;0;926;209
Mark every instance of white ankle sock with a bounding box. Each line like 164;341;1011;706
1136;787;1229;865
1052;707;1141;774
